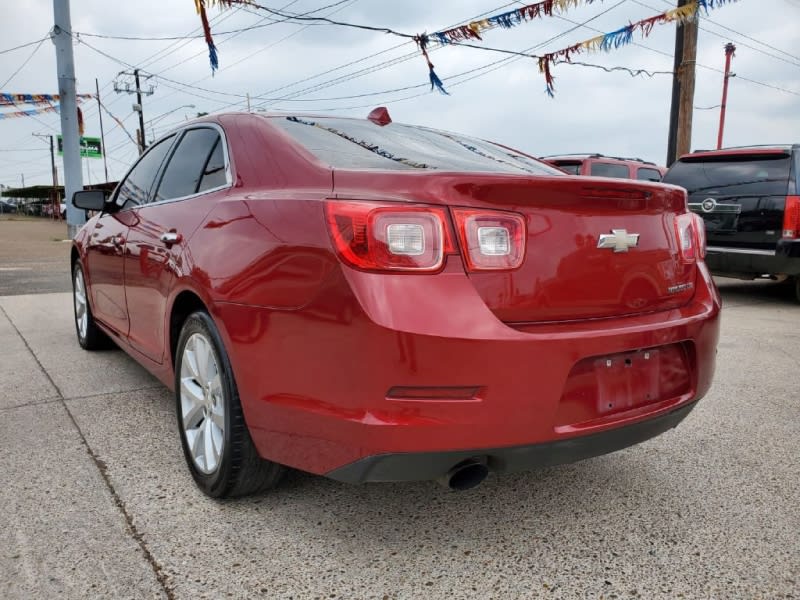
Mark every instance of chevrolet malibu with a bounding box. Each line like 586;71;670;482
70;109;720;497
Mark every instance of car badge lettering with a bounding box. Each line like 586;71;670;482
597;229;640;253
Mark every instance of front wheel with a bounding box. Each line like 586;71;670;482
175;311;285;498
72;262;111;350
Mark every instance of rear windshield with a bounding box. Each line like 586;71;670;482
663;154;792;196
271;116;561;176
590;162;630;179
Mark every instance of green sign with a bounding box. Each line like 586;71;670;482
57;135;103;159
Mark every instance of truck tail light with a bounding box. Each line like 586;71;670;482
451;208;526;271
674;213;697;264
691;213;707;259
783;195;800;239
325;201;454;272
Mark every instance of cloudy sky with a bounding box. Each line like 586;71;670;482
1;0;798;189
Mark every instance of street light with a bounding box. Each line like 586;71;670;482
146;104;196;143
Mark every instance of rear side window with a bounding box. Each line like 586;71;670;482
198;139;227;192
637;167;663;182
272;116;561;176
155;128;224;202
663;154;792;196
590;162;630;178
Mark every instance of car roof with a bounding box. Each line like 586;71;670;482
679;145;798;160
540;153;660;167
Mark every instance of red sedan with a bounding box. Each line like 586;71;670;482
71;109;720;497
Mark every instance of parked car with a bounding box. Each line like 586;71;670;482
663;145;800;301
70;110;720;497
541;153;666;182
0;200;16;214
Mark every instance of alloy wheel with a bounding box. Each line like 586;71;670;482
179;333;225;474
73;268;88;341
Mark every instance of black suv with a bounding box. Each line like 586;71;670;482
663;145;800;301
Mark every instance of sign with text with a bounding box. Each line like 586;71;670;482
57;135;103;159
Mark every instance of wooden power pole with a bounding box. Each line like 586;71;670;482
666;0;699;166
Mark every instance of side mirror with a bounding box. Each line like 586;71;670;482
72;189;108;211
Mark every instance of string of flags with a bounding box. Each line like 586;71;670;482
0;93;94;135
194;0;739;96
536;0;739;95
0;93;95;107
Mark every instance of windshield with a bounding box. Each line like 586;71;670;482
663;155;792;196
271;116;561;176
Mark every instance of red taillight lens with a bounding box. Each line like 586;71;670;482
783;195;800;239
325;201;453;272
674;213;697;263
452;208;526;271
691;212;707;259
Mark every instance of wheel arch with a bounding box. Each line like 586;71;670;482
168;289;209;370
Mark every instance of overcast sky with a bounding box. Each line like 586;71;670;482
1;0;798;189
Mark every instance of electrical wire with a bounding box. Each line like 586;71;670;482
0;37;49;56
0;38;47;89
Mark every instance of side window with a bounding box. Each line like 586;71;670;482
637;167;663;182
116;136;175;208
198;139;227;193
590;162;631;179
155;128;225;202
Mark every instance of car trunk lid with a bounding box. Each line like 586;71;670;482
333;171;697;323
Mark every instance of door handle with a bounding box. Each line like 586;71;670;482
159;231;182;246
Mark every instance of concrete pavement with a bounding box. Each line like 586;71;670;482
0;283;798;599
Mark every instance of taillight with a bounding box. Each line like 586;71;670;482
691;212;707;259
452;208;526;271
325;201;454;272
783;195;800;239
674;213;697;263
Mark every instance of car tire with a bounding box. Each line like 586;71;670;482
175;310;285;498
72;262;111;350
794;277;800;304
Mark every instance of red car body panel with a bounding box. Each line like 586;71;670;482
72;113;721;483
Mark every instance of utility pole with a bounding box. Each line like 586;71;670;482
33;133;59;219
666;0;699;166
95;78;109;182
113;69;154;154
52;0;84;238
717;43;736;150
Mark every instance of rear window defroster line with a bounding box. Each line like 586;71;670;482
286;116;432;170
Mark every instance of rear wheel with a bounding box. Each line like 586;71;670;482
794;277;800;303
175;311;285;498
72;262;110;350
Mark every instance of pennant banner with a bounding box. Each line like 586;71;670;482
537;0;739;95
0;93;94;107
430;0;600;45
194;0;253;73
0;104;61;119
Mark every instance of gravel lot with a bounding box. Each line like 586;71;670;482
0;217;797;599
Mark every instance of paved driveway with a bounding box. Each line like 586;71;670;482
0;281;797;599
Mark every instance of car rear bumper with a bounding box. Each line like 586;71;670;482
706;239;800;277
216;261;721;480
327;399;698;483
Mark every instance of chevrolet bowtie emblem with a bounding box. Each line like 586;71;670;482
597;229;640;253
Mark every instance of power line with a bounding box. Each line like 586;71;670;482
0;38;47;89
0;36;49;56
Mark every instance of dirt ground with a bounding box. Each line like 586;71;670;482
0;215;71;295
